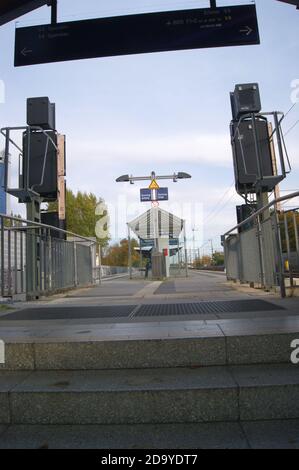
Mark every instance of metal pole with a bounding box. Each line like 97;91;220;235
50;0;58;24
293;211;299;257
284;212;293;287
98;243;102;285
183;221;188;277
1;217;5;297
127;224;132;279
273;209;286;298
14;229;18;295
139;237;143;276
274;112;286;178
284;213;291;259
268;122;282;211
20;228;24;294
256;214;265;288
7;228;11;296
73;241;78;287
4;129;10;190
251;114;263;181
192;229;196;264
47;229;52;291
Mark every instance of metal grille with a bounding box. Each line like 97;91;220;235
134;300;284;317
0;305;137;321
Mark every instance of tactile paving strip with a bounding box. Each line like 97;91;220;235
154;282;176;294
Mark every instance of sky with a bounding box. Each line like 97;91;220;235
0;0;298;254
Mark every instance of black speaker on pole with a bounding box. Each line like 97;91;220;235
230;117;274;194
27;97;56;130
232;83;261;120
22;130;58;201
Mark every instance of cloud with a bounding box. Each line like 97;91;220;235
69;132;232;167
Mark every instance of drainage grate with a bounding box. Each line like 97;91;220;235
0;305;137;321
134;300;284;317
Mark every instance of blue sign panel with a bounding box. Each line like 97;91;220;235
140;189;152;202
157;188;169;201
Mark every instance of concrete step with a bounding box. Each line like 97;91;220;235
1;329;298;371
1;420;299;449
0;364;298;425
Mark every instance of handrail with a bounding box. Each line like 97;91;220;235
223;190;299;237
0;212;97;244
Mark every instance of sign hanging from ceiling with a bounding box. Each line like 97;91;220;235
14;4;260;67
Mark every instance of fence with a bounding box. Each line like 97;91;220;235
222;191;299;297
0;213;97;299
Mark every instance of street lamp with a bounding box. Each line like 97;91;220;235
116;174;130;183
116;171;192;184
177;172;192;180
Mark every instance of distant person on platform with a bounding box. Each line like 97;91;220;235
145;258;151;279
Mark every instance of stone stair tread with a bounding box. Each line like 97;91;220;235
0;364;298;394
0;420;299;449
0;366;236;393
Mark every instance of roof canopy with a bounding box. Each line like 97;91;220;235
0;1;47;26
128;207;184;240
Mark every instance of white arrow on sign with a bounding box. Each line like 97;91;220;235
240;26;253;36
21;47;33;57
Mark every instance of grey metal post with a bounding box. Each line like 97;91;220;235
284;212;293;287
26;199;41;298
251;114;263;180
14;229;18;295
127;224;132;279
256;214;265;287
273;209;286;298
73;241;78;287
4;129;10;190
293;211;299;257
139;237;143;276
47;229;52;291
7;229;11;296
98;243;102;285
284;213;291;257
0;217;4;297
273;112;286;178
183;221;188;277
20;229;24;293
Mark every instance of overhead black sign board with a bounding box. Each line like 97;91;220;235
15;4;260;67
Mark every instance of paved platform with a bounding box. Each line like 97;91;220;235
0;271;298;336
0;271;298;449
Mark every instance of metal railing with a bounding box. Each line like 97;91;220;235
0;213;98;300
222;191;299;297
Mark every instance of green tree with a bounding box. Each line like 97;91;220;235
212;251;225;266
47;189;109;246
193;255;212;269
102;238;140;267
